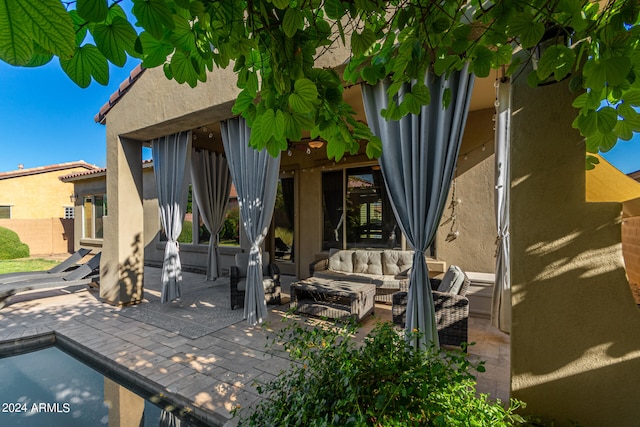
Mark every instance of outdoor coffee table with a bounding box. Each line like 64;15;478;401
290;277;375;321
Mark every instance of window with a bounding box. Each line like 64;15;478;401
83;195;106;239
322;166;400;251
0;205;10;219
64;206;74;219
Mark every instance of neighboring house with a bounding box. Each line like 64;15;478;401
0;161;98;254
92;50;640;422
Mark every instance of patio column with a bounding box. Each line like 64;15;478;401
509;65;640;423
101;135;144;305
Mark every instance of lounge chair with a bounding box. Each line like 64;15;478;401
0;248;91;284
0;253;101;309
230;252;281;310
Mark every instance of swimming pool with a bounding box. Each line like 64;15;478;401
0;344;204;426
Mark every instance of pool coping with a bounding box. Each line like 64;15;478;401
0;331;227;427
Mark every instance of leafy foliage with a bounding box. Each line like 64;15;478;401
233;319;526;426
0;226;30;260
1;0;639;159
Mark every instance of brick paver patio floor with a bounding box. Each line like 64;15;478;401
0;267;510;426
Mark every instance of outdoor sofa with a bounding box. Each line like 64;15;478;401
309;249;413;303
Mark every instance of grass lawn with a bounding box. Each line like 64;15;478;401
0;258;60;274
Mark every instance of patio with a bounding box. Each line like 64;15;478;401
0;267;509;426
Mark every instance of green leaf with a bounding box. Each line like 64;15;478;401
170;14;195;51
584;57;632;91
283;8;303;38
1;0;76;65
132;0;175;40
294;78;318;101
618;104;640;131
261;109;277;140
595;107;617;134
283;111;303;140
509;16;544;48
0;0;33;65
586;154;600;170
471;46;492;78
622;89;640;106
324;0;345;20
272;0;289;9
288;93;314;113
365;136;382;159
614;118;634;141
93;17;138;67
170;50;199;87
351;28;375;57
232;89;255;115
536;45;575;82
77;0;109;23
434;55;458;76
60;44;109;87
401;93;421;115
586;131;618;153
139;31;173;68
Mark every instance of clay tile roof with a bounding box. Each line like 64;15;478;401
0;161;98;181
94;63;146;124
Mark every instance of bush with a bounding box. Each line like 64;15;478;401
178;220;193;244
234;319;525;427
0;227;30;260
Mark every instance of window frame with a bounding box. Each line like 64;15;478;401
0;205;11;219
82;195;106;239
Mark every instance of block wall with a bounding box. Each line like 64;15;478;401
0;218;73;255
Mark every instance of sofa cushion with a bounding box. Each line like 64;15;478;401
382;250;413;276
237;277;276;293
328;249;354;273
313;270;372;284
437;265;466;295
235;252;271;277
353;250;383;275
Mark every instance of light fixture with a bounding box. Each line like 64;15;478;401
306;147;311;155
70;193;78;203
287;149;292;156
308;139;324;149
208;132;214;139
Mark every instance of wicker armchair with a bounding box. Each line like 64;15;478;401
392;269;470;348
230;252;281;310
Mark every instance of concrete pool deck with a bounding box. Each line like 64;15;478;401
0;267;510;426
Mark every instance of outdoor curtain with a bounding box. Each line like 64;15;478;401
362;65;475;348
491;79;512;334
221;117;281;325
152;131;192;303
190;149;232;280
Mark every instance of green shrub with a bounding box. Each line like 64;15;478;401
178;220;193;244
0;227;30;260
234;319;525;427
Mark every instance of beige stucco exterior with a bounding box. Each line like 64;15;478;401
509;69;640;424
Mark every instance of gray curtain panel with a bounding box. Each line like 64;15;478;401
491;79;512;334
220;117;281;325
362;65;475;348
190;149;232;280
152;131;192;303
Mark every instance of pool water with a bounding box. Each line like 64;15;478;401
0;346;170;426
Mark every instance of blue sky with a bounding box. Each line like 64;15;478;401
0;45;638;174
0;59;141;171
